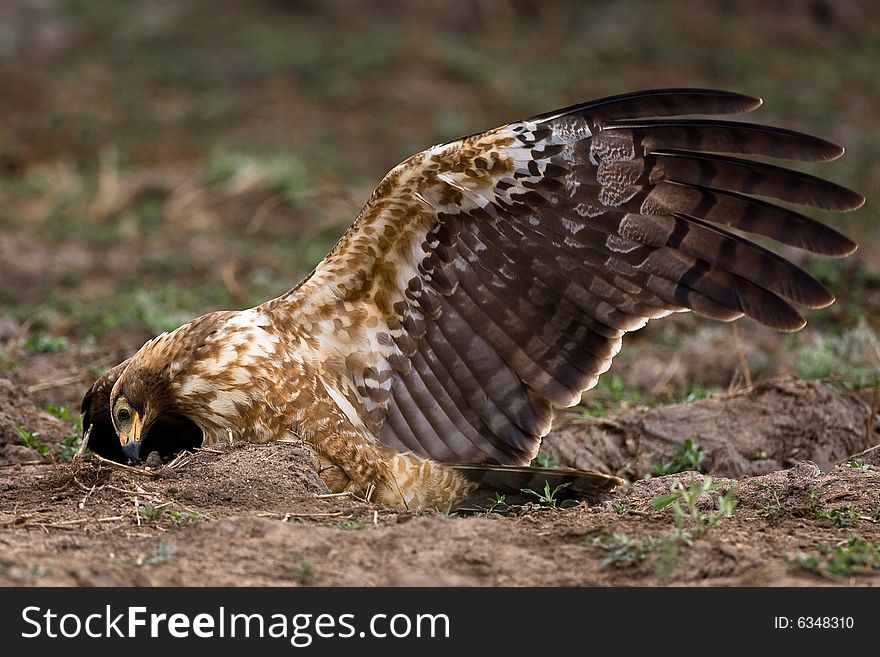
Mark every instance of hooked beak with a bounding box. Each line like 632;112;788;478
119;412;143;462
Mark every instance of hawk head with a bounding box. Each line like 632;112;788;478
81;310;244;463
107;356;199;462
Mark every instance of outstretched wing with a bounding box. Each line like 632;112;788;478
275;88;863;468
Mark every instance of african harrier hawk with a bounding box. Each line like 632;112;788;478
81;89;863;509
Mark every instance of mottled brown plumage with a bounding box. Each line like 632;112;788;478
81;88;864;510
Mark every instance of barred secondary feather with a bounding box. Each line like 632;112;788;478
82;88;864;509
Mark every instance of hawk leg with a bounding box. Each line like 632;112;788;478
312;432;478;510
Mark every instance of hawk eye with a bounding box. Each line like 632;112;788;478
117;407;132;422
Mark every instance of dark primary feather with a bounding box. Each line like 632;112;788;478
604;119;846;161
529;88;762;123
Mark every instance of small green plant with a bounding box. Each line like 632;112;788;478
27;565;51;579
651;476;738;536
337;520;364;531
45;404;87;461
756;483;784;518
167;510;204;525
676;385;713;403
0;347;22;373
846;459;870;471
794;536;880;580
580;401;609;418
795;344;835;379
586;532;682;580
805;489;824;514
143;540;175;565
474;492;509;515
46;404;82;426
601;374;627;403
57;434;84;461
651;438;707;476
16;426;51;456
22;335;68;354
793;322;880;389
286;552;315;585
534;451;557;468
805;491;860;527
610;502;635;516
579;374;645;417
5;564;51;581
814;504;861;528
437;502;459;519
138;503;164;522
521;481;579;509
588;533;665;568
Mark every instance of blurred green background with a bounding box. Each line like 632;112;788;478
0;0;877;410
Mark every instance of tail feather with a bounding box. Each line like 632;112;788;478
452;463;623;509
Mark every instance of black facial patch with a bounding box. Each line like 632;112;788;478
140;413;204;462
83;413;126;462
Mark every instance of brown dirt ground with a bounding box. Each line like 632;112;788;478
1;376;878;587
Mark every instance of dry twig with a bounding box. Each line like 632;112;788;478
730;322;753;390
93;454;159;477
